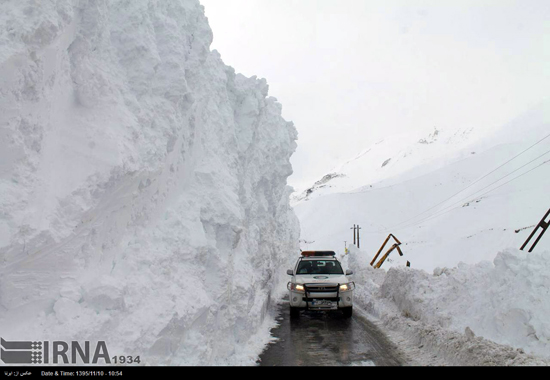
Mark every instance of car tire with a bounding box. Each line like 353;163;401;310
290;306;300;319
342;307;352;318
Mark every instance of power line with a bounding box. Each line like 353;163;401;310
439;149;550;209
466;159;550;202
386;132;550;231
391;158;550;232
397;159;550;231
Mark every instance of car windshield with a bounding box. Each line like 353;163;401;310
296;260;344;275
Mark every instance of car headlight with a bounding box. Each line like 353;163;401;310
287;283;305;292
339;283;355;292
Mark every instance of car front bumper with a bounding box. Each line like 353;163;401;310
288;285;353;310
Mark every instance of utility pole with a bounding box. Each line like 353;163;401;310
520;208;550;252
357;225;362;248
350;224;356;245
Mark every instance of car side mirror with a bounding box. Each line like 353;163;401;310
346;270;354;275
287;269;293;275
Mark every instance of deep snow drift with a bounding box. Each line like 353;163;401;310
0;0;299;365
342;247;550;365
294;103;550;364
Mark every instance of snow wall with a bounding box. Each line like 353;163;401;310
0;0;299;365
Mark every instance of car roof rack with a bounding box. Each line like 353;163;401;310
301;250;336;257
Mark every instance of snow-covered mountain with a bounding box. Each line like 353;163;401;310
293;103;549;266
293;102;550;361
291;125;479;204
0;0;299;365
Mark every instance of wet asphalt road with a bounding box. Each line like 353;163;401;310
257;300;406;366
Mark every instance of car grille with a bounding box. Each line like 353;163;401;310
302;283;340;305
305;284;339;292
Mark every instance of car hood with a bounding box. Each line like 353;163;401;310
294;274;350;285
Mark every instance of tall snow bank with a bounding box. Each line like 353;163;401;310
343;246;550;365
0;0;299;365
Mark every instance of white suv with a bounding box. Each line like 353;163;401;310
287;250;355;318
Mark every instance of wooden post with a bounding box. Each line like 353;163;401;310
371;234;392;266
357;225;362;248
371;234;405;268
374;243;404;269
350;224;356;245
374;244;398;268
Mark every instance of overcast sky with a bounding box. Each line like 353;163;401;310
200;0;549;189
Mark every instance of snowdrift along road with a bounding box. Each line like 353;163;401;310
0;0;299;365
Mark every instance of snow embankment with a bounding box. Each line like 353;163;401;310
0;0;299;365
344;246;550;365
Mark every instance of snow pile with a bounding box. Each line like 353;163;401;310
0;0;299;365
343;243;550;365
